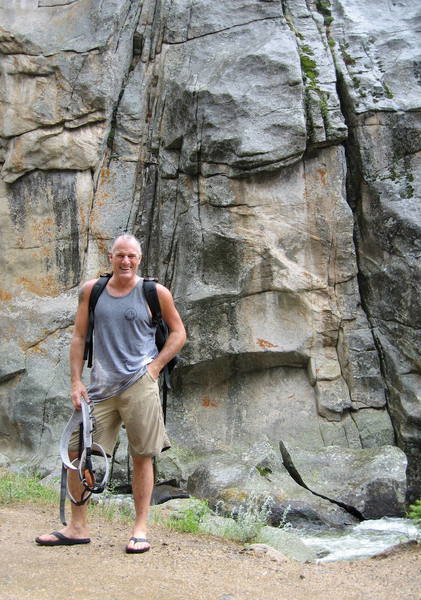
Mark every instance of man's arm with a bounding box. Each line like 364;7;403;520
69;279;97;409
147;284;187;380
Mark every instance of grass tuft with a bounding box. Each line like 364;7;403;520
0;469;134;524
0;470;59;507
154;499;211;534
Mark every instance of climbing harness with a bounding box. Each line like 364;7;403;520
59;399;109;525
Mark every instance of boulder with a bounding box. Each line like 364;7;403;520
280;442;408;519
186;444;359;528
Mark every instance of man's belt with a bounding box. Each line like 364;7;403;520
59;400;109;525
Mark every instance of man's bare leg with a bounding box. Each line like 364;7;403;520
35;451;90;543
126;455;154;552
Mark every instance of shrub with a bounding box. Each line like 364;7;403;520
213;494;276;543
408;499;421;526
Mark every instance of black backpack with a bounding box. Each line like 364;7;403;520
83;274;177;421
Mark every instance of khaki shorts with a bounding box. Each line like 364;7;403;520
69;370;170;458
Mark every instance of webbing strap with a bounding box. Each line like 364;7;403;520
83;274;112;368
59;401;109;525
60;465;68;525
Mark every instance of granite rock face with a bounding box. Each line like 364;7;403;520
0;0;419;520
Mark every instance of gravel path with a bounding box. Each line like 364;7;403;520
1;504;420;600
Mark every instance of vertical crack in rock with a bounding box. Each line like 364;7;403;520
68;54;88;111
136;165;159;274
193;86;206;286
279;441;364;520
163;177;184;289
186;0;194;41
107;0;145;153
349;408;364;447
87;1;144;260
333;73;393;405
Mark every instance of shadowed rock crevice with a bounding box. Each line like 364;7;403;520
169;16;286;45
280;440;364;521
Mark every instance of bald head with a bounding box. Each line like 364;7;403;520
110;234;142;258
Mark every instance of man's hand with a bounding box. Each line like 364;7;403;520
71;381;89;410
146;361;161;382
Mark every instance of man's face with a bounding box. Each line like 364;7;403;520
109;240;141;279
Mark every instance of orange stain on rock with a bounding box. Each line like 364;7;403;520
0;289;12;301
30;218;55;244
100;168;111;183
17;276;60;296
317;168;328;185
202;396;218;408
257;338;278;349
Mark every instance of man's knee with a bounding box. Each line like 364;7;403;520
132;455;153;467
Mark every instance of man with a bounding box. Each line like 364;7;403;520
36;234;186;553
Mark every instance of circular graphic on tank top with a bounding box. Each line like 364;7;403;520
124;307;137;321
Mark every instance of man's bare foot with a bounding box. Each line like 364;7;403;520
125;533;150;554
35;525;90;546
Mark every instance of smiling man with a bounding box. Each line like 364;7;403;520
36;234;186;553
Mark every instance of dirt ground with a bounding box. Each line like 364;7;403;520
0;503;420;600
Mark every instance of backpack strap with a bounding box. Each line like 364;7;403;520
83;273;112;368
143;277;178;424
143;278;176;366
143;277;161;325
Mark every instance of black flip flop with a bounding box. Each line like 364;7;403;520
125;536;151;554
35;531;91;546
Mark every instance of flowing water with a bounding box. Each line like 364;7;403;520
294;518;421;562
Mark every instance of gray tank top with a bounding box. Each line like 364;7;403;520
88;278;158;402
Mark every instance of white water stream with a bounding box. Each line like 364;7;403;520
294;518;421;562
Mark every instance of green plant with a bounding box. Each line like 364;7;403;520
156;499;211;534
233;494;274;541
301;45;314;56
0;471;59;506
90;497;135;524
0;470;59;506
383;83;394;99
340;43;356;66
407;499;421;526
0;469;134;525
300;53;319;89
319;93;329;123
214;494;275;543
401;183;414;199
256;465;272;479
316;0;334;26
284;15;304;40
